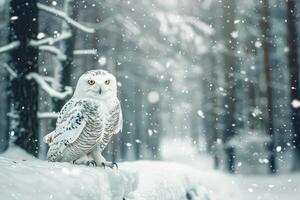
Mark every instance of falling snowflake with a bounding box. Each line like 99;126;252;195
147;91;160;104
230;31;239;38
255;41;262;48
197;110;205;118
98;56;107;66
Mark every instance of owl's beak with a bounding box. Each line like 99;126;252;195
99;88;102;94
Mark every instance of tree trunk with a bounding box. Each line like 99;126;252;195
8;0;39;156
52;0;79;113
286;0;300;171
134;86;142;160
260;0;277;173
222;0;237;173
148;102;161;159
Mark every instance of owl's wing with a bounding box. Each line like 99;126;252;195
44;99;79;145
47;105;86;161
52;108;86;144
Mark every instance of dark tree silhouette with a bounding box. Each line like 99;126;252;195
8;0;39;156
260;0;277;173
286;0;300;171
222;0;238;173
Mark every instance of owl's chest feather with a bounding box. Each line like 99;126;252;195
83;101;119;138
83;103;103;137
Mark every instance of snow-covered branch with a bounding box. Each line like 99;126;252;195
86;15;117;31
184;16;214;35
116;14;141;35
26;72;73;100
38;112;58;119
73;49;98;55
43;76;56;84
3;63;17;78
0;41;20;54
37;3;95;33
39;45;67;60
7;112;19;119
30;32;72;46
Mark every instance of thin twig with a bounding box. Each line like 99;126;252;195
38;112;59;119
3;63;17;78
73;49;98;55
0;41;20;54
30;32;72;46
39;45;67;60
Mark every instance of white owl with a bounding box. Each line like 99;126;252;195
44;69;123;168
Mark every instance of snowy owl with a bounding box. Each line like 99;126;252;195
44;69;122;168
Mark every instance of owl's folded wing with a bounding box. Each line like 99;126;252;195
47;107;86;161
52;108;86;144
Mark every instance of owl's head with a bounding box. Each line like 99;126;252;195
73;69;118;101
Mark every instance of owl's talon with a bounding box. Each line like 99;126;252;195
87;160;97;167
112;162;118;169
101;162;106;168
101;161;118;169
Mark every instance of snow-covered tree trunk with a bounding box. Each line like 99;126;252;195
260;0;277;173
148;101;161;159
134;85;143;160
222;0;237;173
0;1;9;153
8;0;39;156
286;0;300;171
209;55;221;169
51;0;79;114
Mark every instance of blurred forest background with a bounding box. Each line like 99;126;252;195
0;0;300;175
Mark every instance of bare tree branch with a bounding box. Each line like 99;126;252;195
85;15;116;30
30;32;72;46
3;63;17;78
7;112;19;119
38;112;58;119
39;45;67;60
26;72;73;99
73;49;98;55
37;3;95;33
0;41;20;54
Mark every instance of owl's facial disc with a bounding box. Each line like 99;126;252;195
88;75;116;98
74;70;117;100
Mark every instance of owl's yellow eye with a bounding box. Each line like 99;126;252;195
104;80;110;85
88;80;95;85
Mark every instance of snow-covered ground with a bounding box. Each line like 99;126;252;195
161;138;300;200
0;146;210;200
1;140;300;200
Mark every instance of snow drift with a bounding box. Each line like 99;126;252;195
0;147;210;200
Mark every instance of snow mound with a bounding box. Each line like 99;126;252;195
122;161;210;200
0;156;137;200
0;147;211;200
